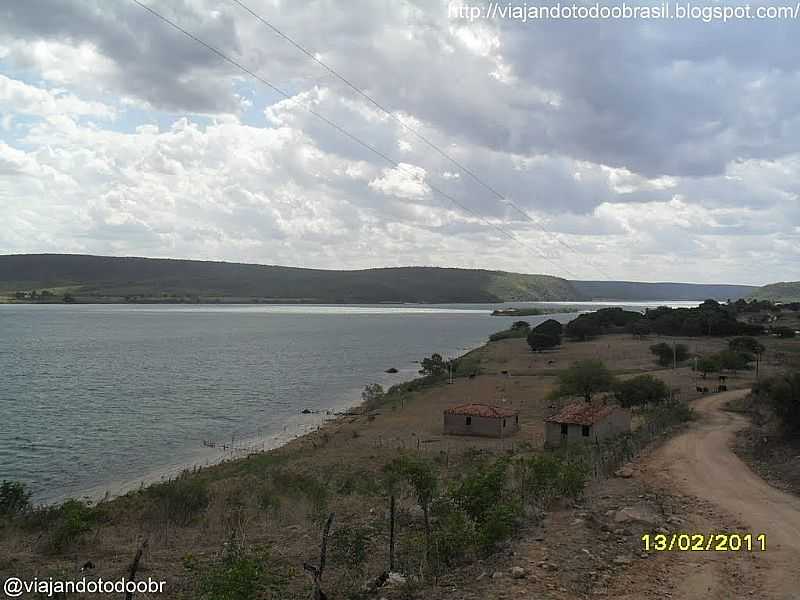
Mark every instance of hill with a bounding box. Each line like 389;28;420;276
749;281;800;303
0;254;580;303
570;280;755;301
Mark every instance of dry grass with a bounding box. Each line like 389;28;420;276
2;331;791;598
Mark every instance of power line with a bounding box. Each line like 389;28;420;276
130;0;580;277
227;0;613;281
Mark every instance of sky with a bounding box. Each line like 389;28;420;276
1;1;798;285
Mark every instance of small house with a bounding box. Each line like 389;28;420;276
544;402;630;447
443;403;519;438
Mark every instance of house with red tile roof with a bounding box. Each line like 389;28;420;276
443;403;519;437
544;401;630;447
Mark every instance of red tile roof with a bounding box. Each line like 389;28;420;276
444;403;518;418
545;402;617;425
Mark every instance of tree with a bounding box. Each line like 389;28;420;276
511;321;530;330
556;359;615;403
650;342;689;367
730;337;765;377
361;383;385;409
62;293;76;303
533;319;563;338
0;480;31;518
716;349;751;375
564;316;602;341
419;353;446;377
630;320;652;338
384;457;437;567
612;375;670;407
526;332;559;352
696;355;720;378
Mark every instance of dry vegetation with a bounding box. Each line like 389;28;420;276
1;325;795;599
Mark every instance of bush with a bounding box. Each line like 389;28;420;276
649;342;689;367
489;326;530;342
0;481;31;518
361;383;385;409
756;373;800;435
526;331;560;352
696;355;720;377
716;349;752;374
47;499;96;553
148;476;210;526
270;470;328;516
329;524;371;572
533;319;563;338
190;545;288;600
613;375;670;407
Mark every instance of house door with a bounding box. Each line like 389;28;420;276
560;423;568;442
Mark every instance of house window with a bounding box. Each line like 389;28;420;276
503;418;507;428
582;425;590;437
560;423;568;435
466;416;472;426
515;415;519;425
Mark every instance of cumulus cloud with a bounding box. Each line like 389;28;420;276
0;0;798;283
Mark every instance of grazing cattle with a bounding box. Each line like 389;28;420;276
696;386;704;393
547;360;555;365
717;384;728;392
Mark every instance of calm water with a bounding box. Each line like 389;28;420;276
0;301;696;503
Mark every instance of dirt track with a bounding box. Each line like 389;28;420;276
638;389;800;599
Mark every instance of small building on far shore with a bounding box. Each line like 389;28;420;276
443;403;519;438
544;402;630;447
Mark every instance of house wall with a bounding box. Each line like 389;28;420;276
443;413;519;437
545;408;631;447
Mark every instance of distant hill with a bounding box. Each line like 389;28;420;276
749;281;800;303
570;280;755;301
0;254;580;303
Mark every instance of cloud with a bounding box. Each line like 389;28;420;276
0;1;798;284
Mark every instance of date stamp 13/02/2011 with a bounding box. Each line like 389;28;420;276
641;533;767;552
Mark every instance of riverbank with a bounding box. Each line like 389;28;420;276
2;330;783;599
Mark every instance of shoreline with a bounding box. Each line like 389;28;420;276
49;342;491;507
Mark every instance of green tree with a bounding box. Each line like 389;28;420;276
730;337;765;376
556;359;615;403
0;480;31;518
612;375;670;407
716;349;751;375
696;355;720;378
384;457;438;566
533;319;563;338
419;353;446;377
649;342;689;367
564;316;602;341
361;383;385;408
526;332;559;352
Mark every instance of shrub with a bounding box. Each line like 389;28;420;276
716;349;752;374
756;372;800;435
612;375;670;407
526;331;560;352
0;480;31;518
696;355;720;377
148;476;210;526
270;470;329;516
489;326;529;342
329;524;371;572
431;501;475;566
361;383;385;409
47;499;96;553
190;545;288;600
533;319;563;338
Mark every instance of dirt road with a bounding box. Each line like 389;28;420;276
639;389;800;599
